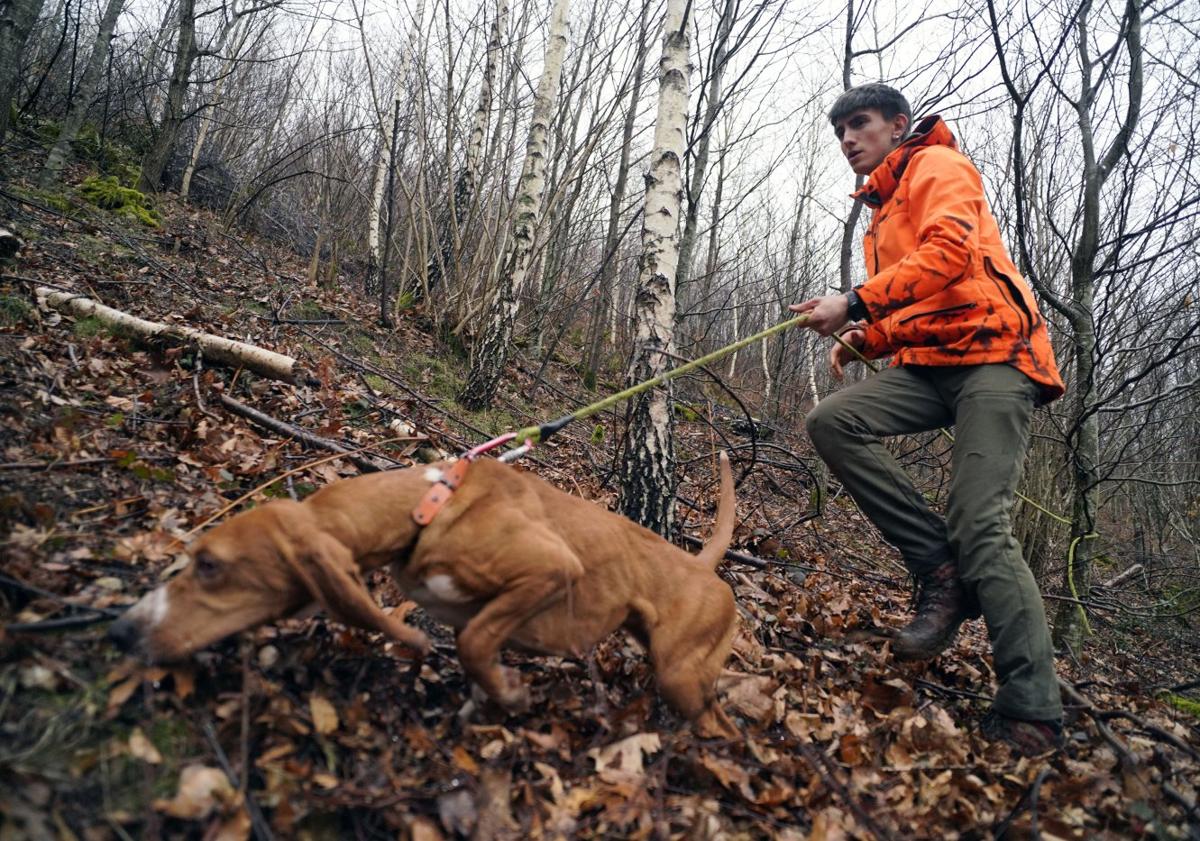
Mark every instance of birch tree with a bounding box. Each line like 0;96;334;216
425;0;508;299
38;0;126;186
0;0;46;144
619;0;691;536
459;0;571;410
362;0;425;298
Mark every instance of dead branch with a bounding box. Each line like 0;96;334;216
37;287;311;385
216;394;397;473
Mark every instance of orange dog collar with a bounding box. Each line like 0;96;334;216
411;459;471;526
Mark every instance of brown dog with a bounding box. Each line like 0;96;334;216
109;453;739;735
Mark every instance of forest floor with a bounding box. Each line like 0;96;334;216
1;163;1198;840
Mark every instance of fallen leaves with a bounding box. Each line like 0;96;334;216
2;198;1198;841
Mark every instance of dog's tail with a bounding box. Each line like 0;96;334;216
695;451;736;570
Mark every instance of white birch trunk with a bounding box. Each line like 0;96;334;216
365;0;425;293
618;0;691;536
38;0;125;186
726;286;739;378
760;305;772;401
38;289;304;383
426;0;508;296
460;0;571;410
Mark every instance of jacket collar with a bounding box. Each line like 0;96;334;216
851;115;957;208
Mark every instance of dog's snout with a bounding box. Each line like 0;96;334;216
107;616;140;652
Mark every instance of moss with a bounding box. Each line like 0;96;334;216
0;294;32;326
673;403;701;422
72;316;107;337
466;406;518;437
1162;693;1200;718
591;423;605;444
401;351;463;402
293;299;328;320
79;175;160;227
345;330;375;355
362;373;393;394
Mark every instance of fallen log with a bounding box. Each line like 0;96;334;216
37;287;311;385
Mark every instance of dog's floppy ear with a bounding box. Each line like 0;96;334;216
284;531;430;655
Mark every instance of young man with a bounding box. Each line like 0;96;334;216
792;84;1065;754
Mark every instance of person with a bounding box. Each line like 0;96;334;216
792;83;1065;755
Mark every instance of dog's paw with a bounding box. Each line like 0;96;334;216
494;666;531;713
694;704;739;740
393;626;431;657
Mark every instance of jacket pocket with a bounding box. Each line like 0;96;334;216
898;302;977;324
984;257;1033;337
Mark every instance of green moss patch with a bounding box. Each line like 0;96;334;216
79;176;160;227
1162;693;1200;718
0;294;32;326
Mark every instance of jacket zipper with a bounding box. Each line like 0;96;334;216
898;302;977;324
984;257;1032;337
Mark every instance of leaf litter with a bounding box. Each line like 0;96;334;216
0;186;1197;840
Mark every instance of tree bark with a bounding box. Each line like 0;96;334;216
37;288;306;383
426;0;508;299
38;0;126;187
1052;0;1143;654
138;0;196;192
363;0;424;296
459;0;571;410
180;16;250;200
0;0;47;144
619;0;691;536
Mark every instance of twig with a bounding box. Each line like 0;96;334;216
993;766;1053;840
1163;677;1200;694
0;572;123;624
1098;709;1200;761
915;678;994;703
794;738;896;841
677;533;822;574
179;434;423;540
241;643;252;798
1162;783;1199;819
201;720;275;841
193;351;219;421
217;393;397;473
3;612;115;633
0;457;116;471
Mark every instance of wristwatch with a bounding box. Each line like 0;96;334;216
845;288;870;322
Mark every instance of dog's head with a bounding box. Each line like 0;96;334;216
108;499;409;662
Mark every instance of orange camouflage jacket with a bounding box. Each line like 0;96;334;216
851;115;1065;404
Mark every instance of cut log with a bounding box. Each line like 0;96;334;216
37;287;308;384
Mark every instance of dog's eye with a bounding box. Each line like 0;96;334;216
193;553;220;579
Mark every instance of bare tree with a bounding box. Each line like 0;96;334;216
39;0;126;186
459;0;572;410
619;0;691;536
0;0;46;145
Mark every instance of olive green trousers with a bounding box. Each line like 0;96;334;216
805;363;1062;721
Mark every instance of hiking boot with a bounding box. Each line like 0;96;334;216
981;710;1064;756
892;562;969;661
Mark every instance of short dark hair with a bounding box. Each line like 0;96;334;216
828;84;912;130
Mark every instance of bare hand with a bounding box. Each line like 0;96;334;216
789;295;850;336
829;327;866;380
